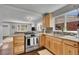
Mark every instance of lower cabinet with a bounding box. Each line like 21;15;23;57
14;45;24;54
50;37;54;53
45;36;50;49
63;40;78;55
44;36;63;55
63;44;78;55
39;34;45;47
53;39;63;55
50;37;63;55
13;34;25;55
40;34;79;55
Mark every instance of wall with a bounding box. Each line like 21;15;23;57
2;22;33;36
53;5;79;17
53;4;79;32
2;23;11;36
37;22;42;31
26;24;32;32
16;23;32;32
0;22;3;47
9;23;17;36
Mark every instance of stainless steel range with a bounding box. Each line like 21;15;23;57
25;32;39;52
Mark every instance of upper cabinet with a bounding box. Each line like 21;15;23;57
42;13;52;28
17;24;27;32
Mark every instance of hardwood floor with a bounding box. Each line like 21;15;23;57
0;42;13;55
21;48;45;55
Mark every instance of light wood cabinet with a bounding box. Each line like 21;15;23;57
39;34;45;47
14;45;24;54
45;36;50;49
13;33;25;55
63;40;78;55
40;34;79;55
50;37;63;55
54;39;63;55
63;44;78;55
50;37;54;53
42;13;52;28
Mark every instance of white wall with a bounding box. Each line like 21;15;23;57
37;22;42;31
2;22;33;37
0;22;3;47
2;23;11;36
13;23;32;32
26;24;32;32
9;23;17;36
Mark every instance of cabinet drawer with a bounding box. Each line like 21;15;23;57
14;43;24;46
14;39;24;44
13;45;24;54
63;40;78;47
63;43;78;55
14;36;24;40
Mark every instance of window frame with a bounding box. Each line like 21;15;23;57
54;9;78;33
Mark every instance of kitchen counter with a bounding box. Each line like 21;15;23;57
41;33;79;42
13;32;25;36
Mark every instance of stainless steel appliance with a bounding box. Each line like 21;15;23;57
25;34;39;52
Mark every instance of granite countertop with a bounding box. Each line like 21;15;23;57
42;33;79;42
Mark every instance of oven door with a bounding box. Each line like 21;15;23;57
26;37;34;48
27;38;30;46
33;37;39;45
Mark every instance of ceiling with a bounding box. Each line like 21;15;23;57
67;8;79;16
0;4;67;23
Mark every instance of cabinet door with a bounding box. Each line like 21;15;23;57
13;45;24;54
56;41;63;55
42;14;51;28
13;35;25;55
47;15;50;27
45;36;50;49
50;38;54;53
39;35;45;47
53;40;58;54
52;38;63;55
63;43;78;55
45;15;50;27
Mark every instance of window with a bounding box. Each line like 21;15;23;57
55;15;65;31
54;8;79;32
66;9;79;31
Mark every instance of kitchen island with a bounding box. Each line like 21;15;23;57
13;32;25;55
